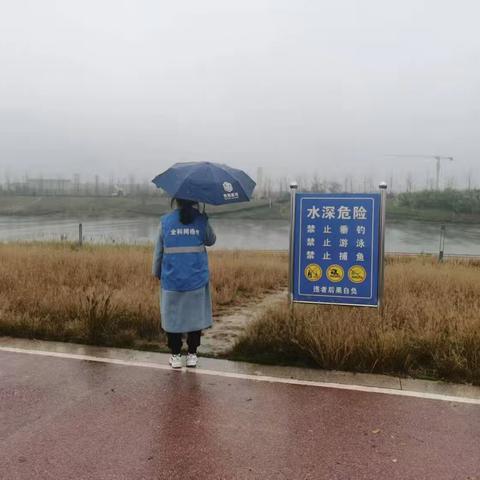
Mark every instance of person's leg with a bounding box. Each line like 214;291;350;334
186;330;202;354
186;330;201;368
166;332;183;355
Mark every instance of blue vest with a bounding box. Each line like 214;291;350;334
161;210;209;292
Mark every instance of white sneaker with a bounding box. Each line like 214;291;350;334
186;353;198;368
169;354;182;369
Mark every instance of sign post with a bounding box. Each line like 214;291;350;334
378;182;388;308
288;182;298;307
289;186;387;308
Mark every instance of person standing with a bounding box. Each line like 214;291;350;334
152;198;216;368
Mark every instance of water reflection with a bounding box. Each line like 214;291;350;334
0;216;479;255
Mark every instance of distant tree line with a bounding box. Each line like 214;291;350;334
396;189;480;214
0;174;164;198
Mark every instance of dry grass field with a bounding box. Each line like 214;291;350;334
1;243;479;384
232;256;480;384
0;243;287;349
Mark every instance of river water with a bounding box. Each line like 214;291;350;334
0;216;479;255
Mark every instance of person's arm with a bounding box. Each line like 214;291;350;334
204;219;216;247
152;223;163;279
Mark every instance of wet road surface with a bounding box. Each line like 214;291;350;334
1;350;479;480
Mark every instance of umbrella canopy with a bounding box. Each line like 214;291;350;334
152;162;256;206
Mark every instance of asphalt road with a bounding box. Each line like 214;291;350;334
1;349;479;480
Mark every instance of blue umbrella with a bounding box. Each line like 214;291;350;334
152;162;256;206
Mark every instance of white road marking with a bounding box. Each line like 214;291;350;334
1;346;480;405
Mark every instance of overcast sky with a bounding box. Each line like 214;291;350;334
1;0;479;189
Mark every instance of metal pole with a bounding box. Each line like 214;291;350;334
78;223;83;246
435;157;440;190
378;182;388;308
288;182;298;306
439;224;446;262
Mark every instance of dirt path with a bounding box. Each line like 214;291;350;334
198;290;287;356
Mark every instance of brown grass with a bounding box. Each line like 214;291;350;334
232;255;480;384
0;243;287;348
2;243;479;384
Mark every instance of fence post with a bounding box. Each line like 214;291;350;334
439;224;446;262
78;223;83;246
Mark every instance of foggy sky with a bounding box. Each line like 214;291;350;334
1;0;479;189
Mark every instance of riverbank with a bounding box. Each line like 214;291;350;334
0;195;285;219
387;204;480;223
2;194;480;223
0;243;479;384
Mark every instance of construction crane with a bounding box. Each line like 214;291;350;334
385;154;453;190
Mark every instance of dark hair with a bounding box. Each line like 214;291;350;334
171;198;199;225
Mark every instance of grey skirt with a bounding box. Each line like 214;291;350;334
160;283;213;333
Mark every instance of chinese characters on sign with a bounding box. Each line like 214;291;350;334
292;194;381;307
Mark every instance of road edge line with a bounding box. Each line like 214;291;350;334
1;346;480;405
